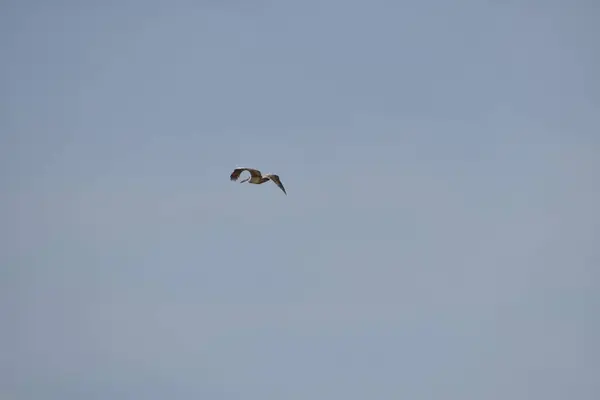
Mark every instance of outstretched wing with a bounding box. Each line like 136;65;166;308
266;174;287;195
230;167;262;181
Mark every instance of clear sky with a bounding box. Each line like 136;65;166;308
2;1;598;399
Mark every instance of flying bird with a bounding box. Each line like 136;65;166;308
230;167;287;195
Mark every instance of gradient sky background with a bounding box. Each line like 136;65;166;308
2;1;598;399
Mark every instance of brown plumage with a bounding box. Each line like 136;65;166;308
230;167;287;195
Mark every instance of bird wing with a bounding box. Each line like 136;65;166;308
230;167;262;181
266;174;287;195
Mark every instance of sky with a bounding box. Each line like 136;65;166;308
1;0;598;399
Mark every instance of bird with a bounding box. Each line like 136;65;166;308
230;167;287;195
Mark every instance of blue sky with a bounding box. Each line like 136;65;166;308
1;1;598;399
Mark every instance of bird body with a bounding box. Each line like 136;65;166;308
230;167;287;195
